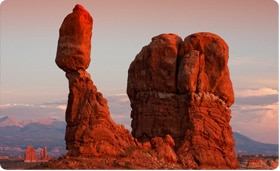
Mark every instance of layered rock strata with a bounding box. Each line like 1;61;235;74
55;4;134;157
127;33;239;169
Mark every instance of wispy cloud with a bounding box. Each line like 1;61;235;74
106;94;130;104
0;102;66;121
105;94;131;130
235;94;278;106
231;88;278;144
0;103;34;109
235;87;278;97
56;105;67;111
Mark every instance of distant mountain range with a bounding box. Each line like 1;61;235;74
0;116;67;158
0;116;278;158
233;132;278;156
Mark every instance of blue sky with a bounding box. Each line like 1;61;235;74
0;0;279;144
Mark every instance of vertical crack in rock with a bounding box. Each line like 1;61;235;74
127;32;239;169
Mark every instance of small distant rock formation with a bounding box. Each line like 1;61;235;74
237;155;279;169
24;146;38;162
246;158;266;169
40;147;51;161
24;146;51;162
55;4;134;157
127;33;239;169
245;158;278;169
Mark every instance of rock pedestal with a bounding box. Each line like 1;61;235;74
55;4;134;157
127;33;239;169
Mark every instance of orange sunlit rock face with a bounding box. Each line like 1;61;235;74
179;33;234;106
127;32;239;169
55;4;93;73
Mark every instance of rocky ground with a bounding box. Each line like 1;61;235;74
0;159;42;170
238;155;278;169
1;153;278;170
19;148;183;170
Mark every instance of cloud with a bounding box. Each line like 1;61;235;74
0;103;34;109
56;105;67;111
235;94;278;106
110;113;131;131
229;55;277;68
231;88;278;144
0;102;66;121
106;94;130;104
231;88;279;143
105;94;131;130
0;104;12;108
234;87;278;97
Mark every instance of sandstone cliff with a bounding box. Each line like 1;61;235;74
127;33;239;169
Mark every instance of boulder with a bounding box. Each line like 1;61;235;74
55;4;93;73
151;135;177;163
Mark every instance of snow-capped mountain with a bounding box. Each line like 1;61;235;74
0;116;63;127
0;116;25;127
0;116;66;158
0;116;278;158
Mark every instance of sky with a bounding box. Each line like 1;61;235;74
0;0;278;144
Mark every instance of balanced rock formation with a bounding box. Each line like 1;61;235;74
55;4;134;157
127;33;239;169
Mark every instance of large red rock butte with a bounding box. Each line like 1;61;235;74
55;4;135;157
127;33;239;169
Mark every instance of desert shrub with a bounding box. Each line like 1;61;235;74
125;145;136;155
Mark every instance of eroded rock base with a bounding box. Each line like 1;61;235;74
64;70;135;157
